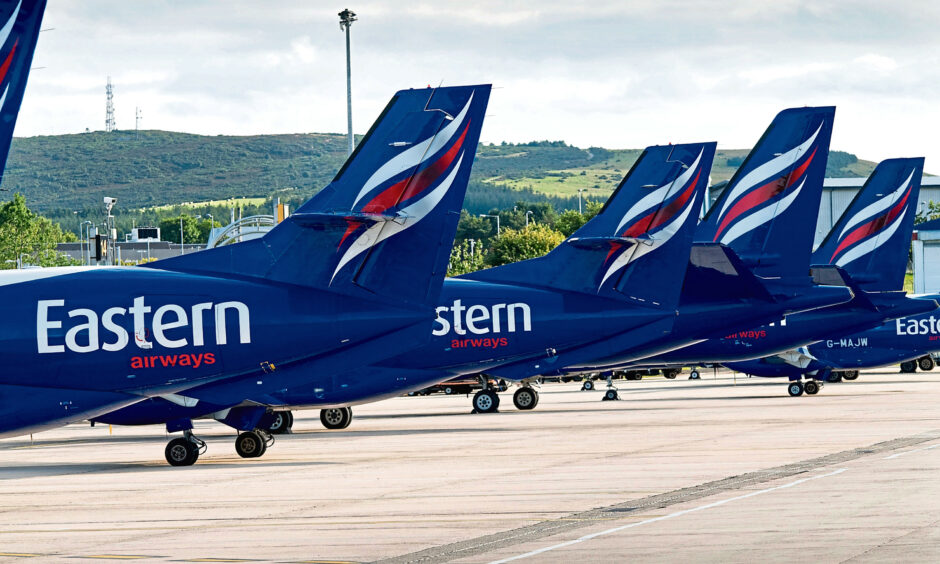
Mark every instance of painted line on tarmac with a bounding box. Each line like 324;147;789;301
375;429;940;564
489;468;847;563
882;442;940;459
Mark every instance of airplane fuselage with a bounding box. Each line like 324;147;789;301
0;266;429;436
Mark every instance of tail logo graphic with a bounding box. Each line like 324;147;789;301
331;92;475;282
0;0;22;112
713;122;823;246
599;149;704;288
829;170;914;267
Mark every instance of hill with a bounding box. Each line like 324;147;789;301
3;131;877;223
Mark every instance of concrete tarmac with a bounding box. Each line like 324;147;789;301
0;369;938;563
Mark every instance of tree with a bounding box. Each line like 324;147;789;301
0;193;78;268
554;200;603;236
916;200;940;224
159;215;217;244
485;224;565;267
447;239;486;276
455;209;494;241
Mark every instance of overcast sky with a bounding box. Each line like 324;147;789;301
16;1;940;169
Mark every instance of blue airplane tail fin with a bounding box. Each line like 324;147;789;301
461;142;715;308
697;107;835;280
813;158;924;292
151;85;491;308
0;0;47;185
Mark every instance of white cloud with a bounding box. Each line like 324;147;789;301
9;0;940;172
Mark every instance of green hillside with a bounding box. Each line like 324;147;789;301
3;132;877;229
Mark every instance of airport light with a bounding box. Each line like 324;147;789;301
480;213;500;236
339;8;357;156
525;210;534;227
578;188;584;214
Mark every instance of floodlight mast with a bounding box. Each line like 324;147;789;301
339;8;357;157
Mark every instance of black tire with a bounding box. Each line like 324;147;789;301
919;356;935;371
582;380;594;391
235;431;265;458
267;411;293;434
165;437;199;467
663;369;678;379
320;407;352;430
689;370;700;380
900;360;917;373
473;390;499;413
827;372;843;383
604;389;619;401
443;386;455;395
804;380;820;395
843;370;859;381
788;382;804;397
513;387;538;410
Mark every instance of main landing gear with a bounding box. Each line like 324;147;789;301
471;376;542;413
267;411;294;434
234;429;273;458
164;431;207;467
787;379;823;397
320;407;353;430
512;386;539;410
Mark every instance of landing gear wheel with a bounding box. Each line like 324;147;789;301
804;380;820;395
900;360;917;373
689;369;701;380
603;389;620;401
498;379;508;392
165;437;199;467
843;370;859;381
444;386;455;395
788;381;804;397
473;390;499;413
827;372;843;383
320;407;353;430
919;356;935;371
267;411;293;434
581;380;594;391
513;387;539;410
663;369;678;379
235;431;267;458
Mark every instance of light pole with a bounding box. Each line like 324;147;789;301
578;188;584;214
525;210;534;227
339;8;357;157
81;220;93;266
179;215;185;255
480;214;500;236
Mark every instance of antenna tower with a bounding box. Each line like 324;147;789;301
105;76;116;132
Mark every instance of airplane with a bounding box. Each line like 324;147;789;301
191;106;858;431
0;84;492;465
781;308;940;379
720;158;938;387
523;107;860;396
641;157;937;395
94;140;720;445
0;0;46;176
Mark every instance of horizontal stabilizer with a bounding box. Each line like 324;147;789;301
681;243;773;303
